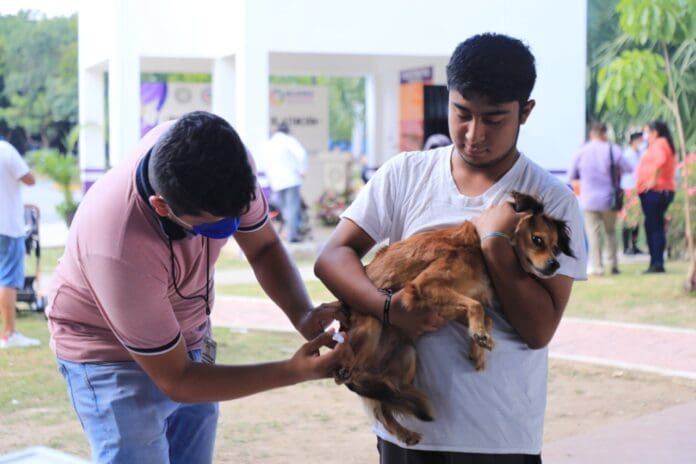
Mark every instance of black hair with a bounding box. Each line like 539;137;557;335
648;120;676;154
423;133;452;150
149;111;256;217
590;121;607;133
277;122;290;134
446;33;536;108
629;132;643;143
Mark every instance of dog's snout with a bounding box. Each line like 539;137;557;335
544;260;560;275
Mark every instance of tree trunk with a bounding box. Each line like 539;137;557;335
662;43;696;292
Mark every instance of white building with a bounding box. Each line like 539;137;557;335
78;0;586;193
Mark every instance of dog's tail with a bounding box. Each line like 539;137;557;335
346;378;433;422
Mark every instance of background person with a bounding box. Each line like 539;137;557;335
315;33;587;463
0;135;39;348
620;131;645;255
636;120;677;273
47;112;350;463
568;122;632;276
262;122;307;242
423;133;452;150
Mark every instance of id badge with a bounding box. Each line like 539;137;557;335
202;336;217;365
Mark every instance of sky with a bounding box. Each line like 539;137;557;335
0;0;78;17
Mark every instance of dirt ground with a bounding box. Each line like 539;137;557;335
213;359;696;463
3;359;694;462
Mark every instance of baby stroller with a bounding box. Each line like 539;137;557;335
16;204;47;312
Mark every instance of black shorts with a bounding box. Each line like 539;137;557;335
377;438;542;464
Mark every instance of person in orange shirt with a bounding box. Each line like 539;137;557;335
635;120;677;273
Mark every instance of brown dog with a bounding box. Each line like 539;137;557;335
333;192;574;445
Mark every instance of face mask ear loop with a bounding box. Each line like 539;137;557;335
206;238;210;315
168;237;211;315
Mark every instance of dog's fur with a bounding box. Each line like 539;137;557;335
334;192;574;445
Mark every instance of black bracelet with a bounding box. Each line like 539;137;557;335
378;288;393;326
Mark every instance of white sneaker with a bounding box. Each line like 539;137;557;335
0;331;41;348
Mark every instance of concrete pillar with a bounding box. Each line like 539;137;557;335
366;71;399;167
211;56;237;128
234;48;269;158
107;0;141;167
364;74;378;168
78;66;106;192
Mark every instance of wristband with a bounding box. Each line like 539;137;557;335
480;231;512;242
378;288;393;326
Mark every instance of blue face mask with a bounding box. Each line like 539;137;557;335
191;217;240;239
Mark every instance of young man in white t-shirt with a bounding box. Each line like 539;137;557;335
315;33;587;463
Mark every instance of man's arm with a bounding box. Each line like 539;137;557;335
131;330;349;403
20;171;35;186
481;237;572;348
474;203;574;348
290;137;307;176
234;221;330;339
315;219;446;337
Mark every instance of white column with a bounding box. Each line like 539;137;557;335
364;74;378;167
234;48;269;158
211;56;237;127
366;71;400;167
78;66;106;192
380;70;400;165
107;0;140;167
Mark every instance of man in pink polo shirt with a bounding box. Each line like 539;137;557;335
47;112;349;463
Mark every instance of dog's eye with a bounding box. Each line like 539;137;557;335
532;236;544;247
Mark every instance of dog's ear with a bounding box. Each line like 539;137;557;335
554;219;575;258
510;191;544;214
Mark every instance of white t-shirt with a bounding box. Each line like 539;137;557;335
261;132;307;191
342;146;587;454
0;140;31;237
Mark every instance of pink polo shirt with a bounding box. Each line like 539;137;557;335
47;121;268;362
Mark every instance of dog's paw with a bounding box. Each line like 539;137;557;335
401;431;422;446
473;333;494;351
333;367;352;385
469;353;486;371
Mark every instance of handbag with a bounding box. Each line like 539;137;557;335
609;146;624;211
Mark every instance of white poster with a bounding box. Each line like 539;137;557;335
141;82;212;137
269;85;329;155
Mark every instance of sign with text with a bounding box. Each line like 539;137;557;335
269;85;329;155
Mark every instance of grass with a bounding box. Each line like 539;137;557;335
565;260;696;328
0;312;314;458
217;280;334;301
25;247;65;276
218;259;696;329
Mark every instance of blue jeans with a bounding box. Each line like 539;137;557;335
639;190;675;269
278;185;302;241
57;351;218;464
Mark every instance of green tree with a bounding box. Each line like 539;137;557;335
0;11;78;147
586;0;622;129
596;0;696;291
